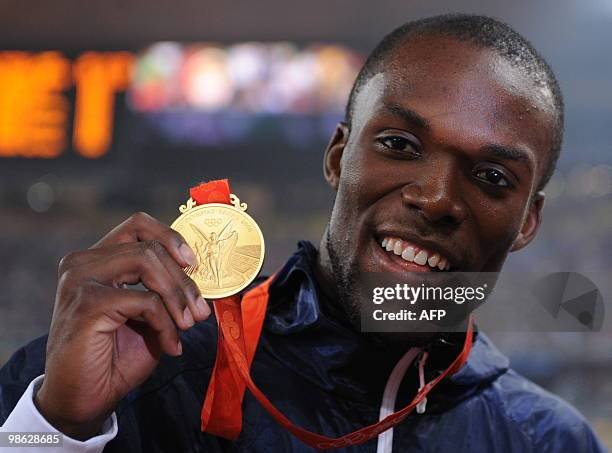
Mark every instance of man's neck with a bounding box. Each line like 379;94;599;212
313;226;340;305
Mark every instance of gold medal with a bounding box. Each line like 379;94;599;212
170;194;265;299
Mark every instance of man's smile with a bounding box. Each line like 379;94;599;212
364;232;469;296
370;223;463;274
371;237;440;275
380;237;451;271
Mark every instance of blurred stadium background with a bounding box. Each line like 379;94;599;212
0;0;610;446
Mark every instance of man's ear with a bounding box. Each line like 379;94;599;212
510;191;545;252
323;122;350;190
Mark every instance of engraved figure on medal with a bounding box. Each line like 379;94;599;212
188;221;239;288
171;194;265;298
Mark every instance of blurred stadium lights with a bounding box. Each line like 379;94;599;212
0;43;362;159
548;164;612;201
182;47;234;110
588;165;612;196
26;181;55;213
128;42;363;147
128;42;362;114
566;164;612;198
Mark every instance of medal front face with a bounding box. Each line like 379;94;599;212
171;198;265;299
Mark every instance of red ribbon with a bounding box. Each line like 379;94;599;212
195;179;474;449
191;179;252;437
190;179;232;205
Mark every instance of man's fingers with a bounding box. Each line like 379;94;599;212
66;241;208;330
59;243;210;324
91;212;197;269
57;210;210;328
93;286;182;356
150;243;211;321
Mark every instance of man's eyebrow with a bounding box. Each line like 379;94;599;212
383;103;430;131
382;103;534;169
480;144;534;168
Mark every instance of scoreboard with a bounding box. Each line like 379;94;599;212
0;43;362;160
0;51;133;159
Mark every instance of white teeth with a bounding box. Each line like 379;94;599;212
385;239;395;252
401;246;416;262
393;241;403;255
414;250;428;265
427;253;440;268
437;257;447;270
381;236;451;271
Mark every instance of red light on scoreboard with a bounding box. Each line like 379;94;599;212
0;51;134;159
0;52;70;158
73;52;133;158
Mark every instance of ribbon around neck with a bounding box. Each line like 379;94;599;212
194;179;475;449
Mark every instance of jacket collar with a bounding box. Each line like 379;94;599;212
260;241;509;408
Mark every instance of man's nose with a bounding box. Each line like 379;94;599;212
400;160;468;226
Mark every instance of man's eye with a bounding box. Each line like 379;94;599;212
475;168;511;187
377;136;419;154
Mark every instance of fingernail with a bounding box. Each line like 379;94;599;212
183;306;195;327
180;243;197;266
197;296;211;317
177;340;183;356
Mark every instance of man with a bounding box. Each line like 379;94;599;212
0;14;605;452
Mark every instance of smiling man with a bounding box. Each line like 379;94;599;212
0;13;605;453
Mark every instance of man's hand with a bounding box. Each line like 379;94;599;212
34;212;211;440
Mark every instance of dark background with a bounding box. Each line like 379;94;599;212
0;0;610;446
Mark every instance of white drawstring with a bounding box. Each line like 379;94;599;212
416;351;429;414
376;347;421;453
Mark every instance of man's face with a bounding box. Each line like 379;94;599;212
323;36;556;325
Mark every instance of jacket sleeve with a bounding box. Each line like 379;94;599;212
0;335;48;425
1;374;118;453
526;386;607;453
1;319;234;452
533;409;607;453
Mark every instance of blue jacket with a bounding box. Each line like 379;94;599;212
0;241;605;452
